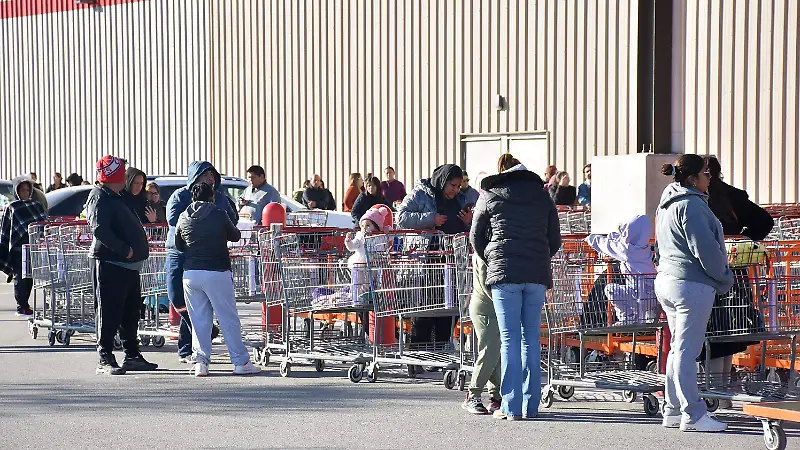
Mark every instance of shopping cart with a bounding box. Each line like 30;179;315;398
698;238;800;416
273;228;373;377
357;231;460;384
558;208;591;234
136;250;173;348
541;237;665;415
285;210;328;227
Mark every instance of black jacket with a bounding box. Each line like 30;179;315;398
303;187;332;210
708;180;774;240
470;169;562;288
121;167;150;223
85;185;149;263
175;201;241;272
351;192;389;222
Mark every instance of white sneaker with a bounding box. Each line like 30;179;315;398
233;361;261;375
193;363;209;377
662;415;681;428
179;355;197;364
680;413;727;432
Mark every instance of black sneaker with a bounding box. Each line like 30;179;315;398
15;307;33;318
121;354;159;371
488;397;502;413
97;356;126;375
462;394;489;415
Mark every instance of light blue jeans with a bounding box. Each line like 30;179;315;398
491;283;547;418
655;273;716;424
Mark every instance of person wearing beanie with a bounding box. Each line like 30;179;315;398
165;161;238;363
85;155;158;375
0;177;48;317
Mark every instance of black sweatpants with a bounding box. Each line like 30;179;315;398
92;259;142;359
10;248;33;312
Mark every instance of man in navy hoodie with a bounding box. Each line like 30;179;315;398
165;162;238;363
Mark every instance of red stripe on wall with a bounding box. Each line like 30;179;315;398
1;0;148;19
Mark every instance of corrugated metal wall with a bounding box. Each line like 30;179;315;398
674;0;800;203
0;0;209;182
207;0;641;205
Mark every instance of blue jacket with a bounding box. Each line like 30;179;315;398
656;183;733;294
578;181;591;206
166;161;239;252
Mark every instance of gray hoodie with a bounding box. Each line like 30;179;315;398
175;201;241;272
656;183;734;294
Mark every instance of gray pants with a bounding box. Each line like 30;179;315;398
468;309;501;399
655;274;715;423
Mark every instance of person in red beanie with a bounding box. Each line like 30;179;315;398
85;155;158;375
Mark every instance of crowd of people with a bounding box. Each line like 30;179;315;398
0;151;773;432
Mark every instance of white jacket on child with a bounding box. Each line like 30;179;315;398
345;231;368;268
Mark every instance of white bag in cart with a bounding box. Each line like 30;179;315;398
248;256;258;296
444;266;455;309
229;219;256;248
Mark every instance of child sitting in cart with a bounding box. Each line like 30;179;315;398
584;214;658;325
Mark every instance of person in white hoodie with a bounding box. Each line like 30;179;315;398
584;215;657;325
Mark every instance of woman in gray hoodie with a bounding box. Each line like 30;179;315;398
656;154;733;433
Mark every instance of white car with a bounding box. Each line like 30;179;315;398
147;175;355;229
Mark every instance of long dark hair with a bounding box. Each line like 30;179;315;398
191;182;215;202
704;156;738;225
365;177;382;198
660;154;705;186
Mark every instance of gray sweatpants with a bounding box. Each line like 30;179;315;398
655;273;716;424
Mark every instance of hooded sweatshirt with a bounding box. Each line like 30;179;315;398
175;201;241;272
165;161;239;252
0;179;48;275
585;215;655;276
396;164;467;233
656;183;734;294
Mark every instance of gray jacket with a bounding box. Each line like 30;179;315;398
238;183;281;225
175;202;241;272
656;183;734;294
470;168;561;288
396;179;467;230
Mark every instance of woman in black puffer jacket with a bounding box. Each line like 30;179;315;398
470;160;561;420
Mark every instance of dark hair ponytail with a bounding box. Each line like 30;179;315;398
661;154;705;185
191;182;215;202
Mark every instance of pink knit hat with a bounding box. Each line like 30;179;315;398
360;207;390;232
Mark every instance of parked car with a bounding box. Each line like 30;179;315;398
44;176;355;229
0;180;14;210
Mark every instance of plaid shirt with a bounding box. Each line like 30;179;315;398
0;200;48;275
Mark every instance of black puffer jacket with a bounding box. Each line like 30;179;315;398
85;185;149;263
175;201;241;272
470;168;562;288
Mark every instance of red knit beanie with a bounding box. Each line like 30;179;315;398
96;155;126;184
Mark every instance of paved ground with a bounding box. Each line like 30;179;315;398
0;284;796;450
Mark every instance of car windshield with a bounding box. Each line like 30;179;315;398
0;183;13;207
155;183;246;206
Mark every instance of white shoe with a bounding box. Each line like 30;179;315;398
233;361;261;375
680;413;727;432
193;363;209;377
662;415;681;428
179;355;197;364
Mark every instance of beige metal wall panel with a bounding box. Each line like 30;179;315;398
0;0;209;182
207;0;641;206
675;0;800;203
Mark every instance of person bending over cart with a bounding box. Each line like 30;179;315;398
175;182;261;377
584;215;658;325
0;177;47;317
655;155;733;432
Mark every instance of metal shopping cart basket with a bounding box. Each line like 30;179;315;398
357;231;460;384
542;237;665;415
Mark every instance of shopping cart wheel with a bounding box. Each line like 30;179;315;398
29;323;38;340
261;351;271;367
366;369;378;383
443;370;457;390
643;394;660;416
646;360;658;373
48;331;56;346
406;365;418;379
279;362;292;378
540;390;554;408
557;385;575;400
764;422;787;450
704;397;719;413
152;336;166;348
457;371;467;391
113;334;123;351
348;364;364;383
140;336;151;347
623;390;637;403
62;332;71;346
314;360;325;372
55;330;65;344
